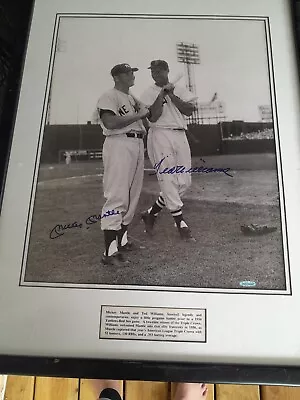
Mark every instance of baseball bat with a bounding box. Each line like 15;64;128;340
130;73;185;106
170;73;184;85
169;72;197;101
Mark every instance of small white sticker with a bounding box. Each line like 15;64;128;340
100;306;206;342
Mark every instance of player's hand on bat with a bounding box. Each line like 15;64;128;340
138;105;150;119
134;100;145;110
136;101;150;116
163;83;175;93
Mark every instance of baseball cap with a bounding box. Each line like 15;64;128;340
111;63;138;76
148;60;169;70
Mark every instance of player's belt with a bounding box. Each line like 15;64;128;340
172;128;186;131
126;132;144;139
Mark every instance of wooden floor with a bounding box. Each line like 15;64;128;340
2;376;300;400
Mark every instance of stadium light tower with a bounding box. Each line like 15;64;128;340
176;42;200;124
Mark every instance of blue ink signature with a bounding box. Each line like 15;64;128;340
149;157;233;177
49;209;120;239
239;281;256;287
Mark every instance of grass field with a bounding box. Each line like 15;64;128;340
23;153;287;291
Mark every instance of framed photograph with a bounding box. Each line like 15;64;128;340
1;0;300;384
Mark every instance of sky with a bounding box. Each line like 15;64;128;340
49;17;272;124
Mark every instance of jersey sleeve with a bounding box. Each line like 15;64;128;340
175;86;198;103
96;92;118;115
140;88;157;107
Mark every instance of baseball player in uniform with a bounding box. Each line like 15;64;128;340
140;60;197;240
64;151;71;165
96;63;149;265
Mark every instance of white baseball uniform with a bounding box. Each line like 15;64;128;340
65;151;71;165
96;88;146;231
140;84;197;212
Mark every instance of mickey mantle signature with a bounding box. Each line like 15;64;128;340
49;209;119;239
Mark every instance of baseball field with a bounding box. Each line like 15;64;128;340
23;153;287;292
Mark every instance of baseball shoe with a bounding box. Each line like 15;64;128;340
101;252;129;266
178;227;196;241
119;242;138;252
141;211;157;235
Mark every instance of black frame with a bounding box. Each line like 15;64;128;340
1;356;300;385
0;0;300;384
0;0;35;212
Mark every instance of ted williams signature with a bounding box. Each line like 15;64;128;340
150;157;233;177
49;209;120;240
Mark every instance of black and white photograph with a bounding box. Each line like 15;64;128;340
21;15;289;293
